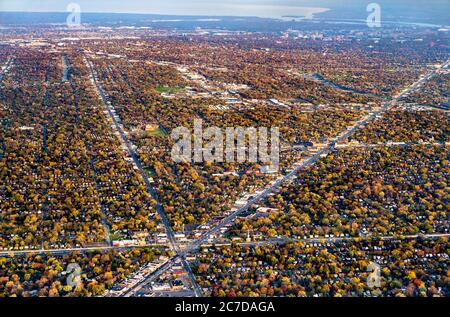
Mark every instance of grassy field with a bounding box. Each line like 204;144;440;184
145;127;167;137
155;86;184;94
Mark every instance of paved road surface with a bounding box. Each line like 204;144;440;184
85;55;203;297
0;244;167;257
204;233;450;248
118;60;449;296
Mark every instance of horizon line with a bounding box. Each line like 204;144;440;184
0;10;288;20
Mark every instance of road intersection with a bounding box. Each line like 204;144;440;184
118;59;450;297
1;57;446;297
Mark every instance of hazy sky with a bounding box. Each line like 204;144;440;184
0;0;447;18
0;0;333;18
